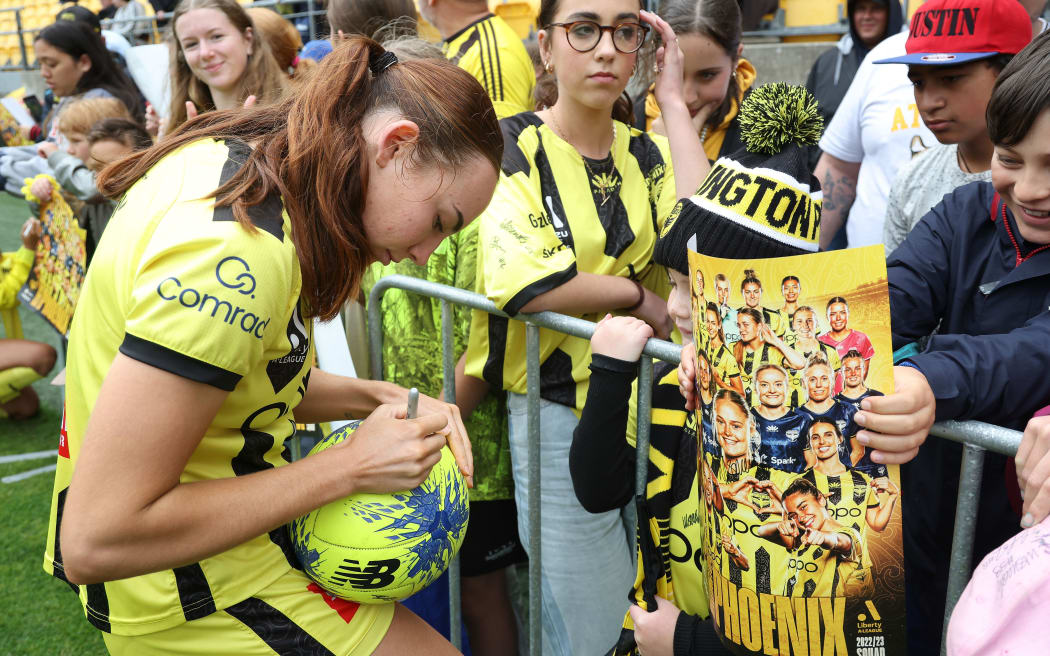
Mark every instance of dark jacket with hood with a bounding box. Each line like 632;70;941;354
805;0;904;126
888;180;1050;655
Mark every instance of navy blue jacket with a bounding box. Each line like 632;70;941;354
888;180;1050;654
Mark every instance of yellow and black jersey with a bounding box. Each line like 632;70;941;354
734;341;786;408
709;459;794;595
783;525;865;598
466;113;676;410
738;305;786;337
613;363;708;655
444;14;535;119
785;339;841;408
44;139;313;636
797;467;878;543
708;342;740;389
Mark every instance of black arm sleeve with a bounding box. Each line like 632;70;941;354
569;353;637;513
673;612;733;656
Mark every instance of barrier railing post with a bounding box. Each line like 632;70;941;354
441;299;462;650
525;322;542;656
635;356;653;498
940;443;986;655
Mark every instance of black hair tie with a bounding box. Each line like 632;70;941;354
369;51;399;76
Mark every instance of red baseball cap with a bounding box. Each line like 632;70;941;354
875;0;1031;65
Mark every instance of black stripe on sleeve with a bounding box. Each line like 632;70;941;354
226;596;336;656
85;583;111;632
51;487;80;594
502;262;577;316
482;20;503;101
174;563;218;621
120;333;242;391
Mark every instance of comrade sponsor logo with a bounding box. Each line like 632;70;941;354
155;256;270;338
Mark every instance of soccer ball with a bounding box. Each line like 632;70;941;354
290;420;469;603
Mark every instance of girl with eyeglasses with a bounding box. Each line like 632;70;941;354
464;0;707;653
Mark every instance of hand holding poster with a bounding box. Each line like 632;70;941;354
17;187;87;336
690;246;904;656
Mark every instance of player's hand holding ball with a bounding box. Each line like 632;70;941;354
337;403;449;494
1015;415;1050;528
591;314;654;362
852;365;936;465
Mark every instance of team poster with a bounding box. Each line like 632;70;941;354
18;193;86;336
688;245;904;656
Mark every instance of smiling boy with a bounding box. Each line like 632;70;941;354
856;29;1050;654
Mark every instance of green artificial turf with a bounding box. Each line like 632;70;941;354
1;191;106;655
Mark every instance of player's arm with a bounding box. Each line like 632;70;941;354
755;517;797;549
849;437;864;466
865;477;900;532
294;367;473;486
59;355;451;584
817;529;854;555
721;534;750;570
762;324;807;370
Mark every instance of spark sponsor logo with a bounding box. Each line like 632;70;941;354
155;256;270;338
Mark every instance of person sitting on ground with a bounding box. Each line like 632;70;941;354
879;0;1029;254
0;217;57;420
147;0;286;138
421;0;535;118
29;97;133;263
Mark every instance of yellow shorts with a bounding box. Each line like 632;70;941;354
102;567;395;655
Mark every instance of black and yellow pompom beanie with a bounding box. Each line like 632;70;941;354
654;83;825;275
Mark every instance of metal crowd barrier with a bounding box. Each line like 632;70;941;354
363;274;1022;656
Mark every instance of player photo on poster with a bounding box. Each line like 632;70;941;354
689;245;903;656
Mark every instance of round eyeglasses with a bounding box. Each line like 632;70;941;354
545;20;650;54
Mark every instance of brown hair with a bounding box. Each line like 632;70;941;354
88;118;154;150
167;0;287;133
99;38;502;321
657;0;743;128
246;7;301;73
988;29;1050;147
326;0;416;37
58;97;131;136
535;0;640;124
